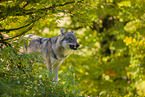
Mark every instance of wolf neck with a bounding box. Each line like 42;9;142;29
53;36;71;59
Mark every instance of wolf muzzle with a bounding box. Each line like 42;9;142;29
69;43;80;50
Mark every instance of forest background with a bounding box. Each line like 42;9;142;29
0;0;145;96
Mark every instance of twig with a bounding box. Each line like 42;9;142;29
15;0;83;16
0;16;39;33
0;23;34;42
0;22;33;33
22;1;29;8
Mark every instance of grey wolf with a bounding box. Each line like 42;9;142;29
23;28;79;82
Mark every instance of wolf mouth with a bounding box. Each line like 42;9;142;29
69;45;77;50
69;44;79;50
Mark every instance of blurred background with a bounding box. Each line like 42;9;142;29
0;0;145;96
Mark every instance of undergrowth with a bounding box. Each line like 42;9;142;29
0;38;82;97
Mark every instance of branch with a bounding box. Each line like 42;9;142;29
0;17;42;33
57;26;83;30
0;17;40;33
0;22;33;33
22;1;29;8
0;1;83;32
40;0;82;11
0;23;34;42
16;0;83;16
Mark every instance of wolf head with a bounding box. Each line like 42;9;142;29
59;28;79;50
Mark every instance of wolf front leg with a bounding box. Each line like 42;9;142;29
53;60;64;83
46;57;52;73
54;67;59;83
46;57;55;83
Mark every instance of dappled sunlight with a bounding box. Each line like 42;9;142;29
1;0;145;96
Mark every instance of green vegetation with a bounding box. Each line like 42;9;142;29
1;0;145;96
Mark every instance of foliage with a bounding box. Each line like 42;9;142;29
1;0;145;96
0;38;81;97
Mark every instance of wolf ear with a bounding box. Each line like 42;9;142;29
72;30;75;33
60;28;66;35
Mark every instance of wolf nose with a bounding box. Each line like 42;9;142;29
76;43;80;47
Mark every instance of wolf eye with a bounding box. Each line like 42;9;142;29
70;38;73;40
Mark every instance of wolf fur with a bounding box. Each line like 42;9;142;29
23;28;79;82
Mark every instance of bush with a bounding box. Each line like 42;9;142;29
0;38;81;97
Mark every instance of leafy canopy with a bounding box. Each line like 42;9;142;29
1;0;145;96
